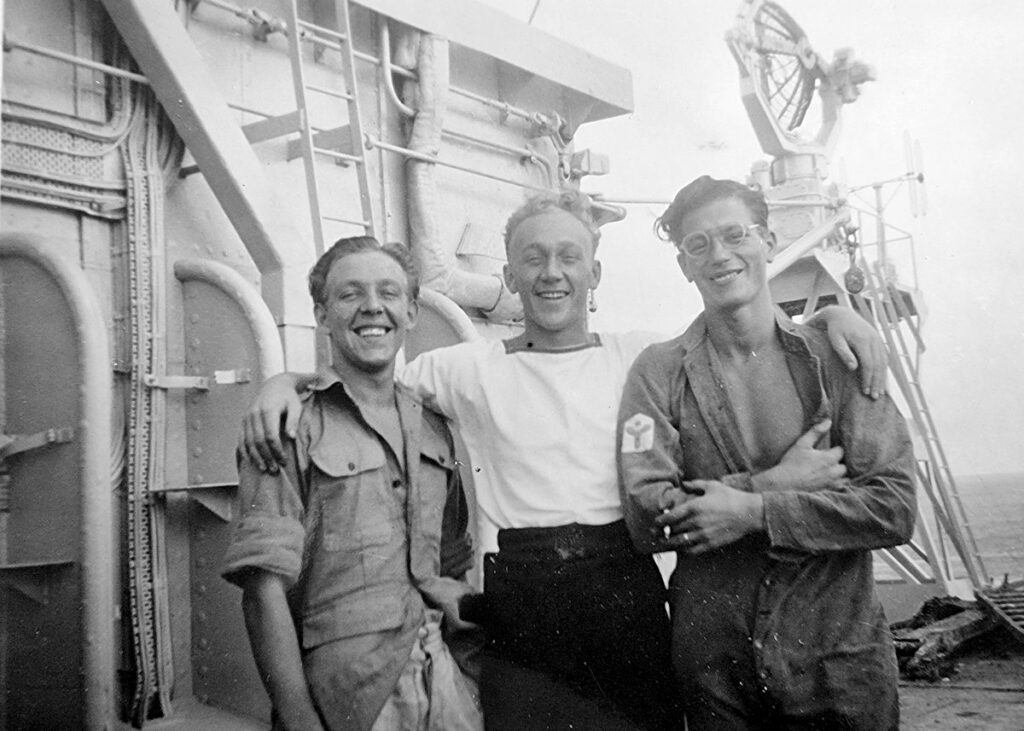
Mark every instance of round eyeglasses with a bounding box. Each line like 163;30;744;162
677;223;763;257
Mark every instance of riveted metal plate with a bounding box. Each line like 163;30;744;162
180;273;272;723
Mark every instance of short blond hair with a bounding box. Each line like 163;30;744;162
503;190;601;256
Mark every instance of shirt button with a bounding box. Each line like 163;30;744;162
392;479;402;489
753;639;764;651
348;462;356;471
438;456;446;464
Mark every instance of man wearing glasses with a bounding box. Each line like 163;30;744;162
618;176;915;730
241;190;889;728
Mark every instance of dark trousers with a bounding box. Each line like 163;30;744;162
479;521;682;730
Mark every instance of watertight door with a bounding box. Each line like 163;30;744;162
0;234;114;730
169;258;283;723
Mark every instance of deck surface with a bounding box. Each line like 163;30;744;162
900;627;1024;729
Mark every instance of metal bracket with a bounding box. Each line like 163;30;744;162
0;561;75;604
0;427;75;462
144;369;250;390
151;482;236;522
143;374;210;391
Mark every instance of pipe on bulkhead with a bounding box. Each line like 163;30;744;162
400;31;522;323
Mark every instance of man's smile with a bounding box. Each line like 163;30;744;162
708;269;742;284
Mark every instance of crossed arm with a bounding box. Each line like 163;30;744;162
617;347;915;558
652;419;847;555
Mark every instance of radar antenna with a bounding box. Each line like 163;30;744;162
727;0;875;159
729;1;987;600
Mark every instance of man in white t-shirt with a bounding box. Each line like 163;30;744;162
240;191;885;729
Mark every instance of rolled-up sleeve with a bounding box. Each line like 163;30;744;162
222;451;307;589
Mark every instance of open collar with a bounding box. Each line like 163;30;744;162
678;308;830;473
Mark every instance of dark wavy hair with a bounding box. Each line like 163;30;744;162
308;236;420;304
654;176;769;247
503;190;602;255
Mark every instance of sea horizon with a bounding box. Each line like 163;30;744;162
934;470;1023;585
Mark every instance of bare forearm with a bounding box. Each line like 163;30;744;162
242;577;323;730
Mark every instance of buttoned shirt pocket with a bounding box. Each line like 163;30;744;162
303;434;403;623
310;438;393;540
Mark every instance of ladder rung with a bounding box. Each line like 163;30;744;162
305;82;353;101
313;146;363;165
241;110;302;144
296;18;350;44
286;125;352;162
281;0;376;249
322;214;370;227
303;34;342;54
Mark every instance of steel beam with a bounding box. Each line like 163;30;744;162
99;0;315;357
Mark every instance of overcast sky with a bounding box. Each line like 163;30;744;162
477;0;1024;477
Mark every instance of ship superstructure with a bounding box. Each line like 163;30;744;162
0;1;629;726
0;1;1011;728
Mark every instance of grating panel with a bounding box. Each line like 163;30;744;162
977;587;1024;644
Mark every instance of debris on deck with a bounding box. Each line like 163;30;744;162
893;596;999;681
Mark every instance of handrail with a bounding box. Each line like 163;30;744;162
378;20;416;117
367;134;552;193
172;258;285;378
3;34;149;84
418;288;482;344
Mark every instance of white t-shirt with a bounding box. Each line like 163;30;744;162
400;332;660;553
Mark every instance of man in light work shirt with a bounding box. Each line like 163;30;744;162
618;176;915;729
241;191;888;729
223;237;481;730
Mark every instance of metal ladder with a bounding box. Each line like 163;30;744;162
241;0;376;254
859;259;988;590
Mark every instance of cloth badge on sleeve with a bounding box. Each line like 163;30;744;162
622;413;655;453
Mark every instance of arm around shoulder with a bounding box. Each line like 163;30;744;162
240;372;316;472
806;305;887;399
